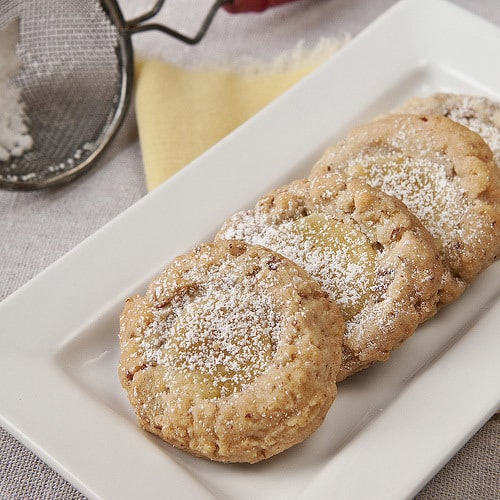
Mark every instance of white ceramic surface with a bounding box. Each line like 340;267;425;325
1;0;499;498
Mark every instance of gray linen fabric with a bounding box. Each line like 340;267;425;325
1;1;499;498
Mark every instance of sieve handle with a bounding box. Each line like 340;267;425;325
224;0;300;13
126;0;299;45
126;0;231;44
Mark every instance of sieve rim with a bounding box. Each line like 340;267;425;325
0;0;134;191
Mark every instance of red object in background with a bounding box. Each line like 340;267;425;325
224;0;299;14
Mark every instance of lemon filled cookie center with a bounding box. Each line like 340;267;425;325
346;155;467;247
144;268;283;400
265;213;376;319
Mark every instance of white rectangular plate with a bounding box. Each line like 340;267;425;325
1;0;499;499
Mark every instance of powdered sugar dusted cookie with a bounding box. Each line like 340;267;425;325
394;93;500;167
119;240;343;463
216;173;442;380
311;114;500;305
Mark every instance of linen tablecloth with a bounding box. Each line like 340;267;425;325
1;0;499;498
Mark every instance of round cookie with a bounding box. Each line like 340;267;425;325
216;173;442;380
394;93;500;168
119;240;343;463
310;113;500;306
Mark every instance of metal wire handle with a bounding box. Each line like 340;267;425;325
126;0;232;45
124;0;299;44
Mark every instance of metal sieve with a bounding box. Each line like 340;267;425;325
0;0;297;190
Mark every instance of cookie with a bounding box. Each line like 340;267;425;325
216;173;442;380
394;92;500;167
310;114;500;305
119;240;344;463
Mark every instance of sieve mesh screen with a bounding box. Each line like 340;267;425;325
0;0;125;187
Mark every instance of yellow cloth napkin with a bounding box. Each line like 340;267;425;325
135;40;346;191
